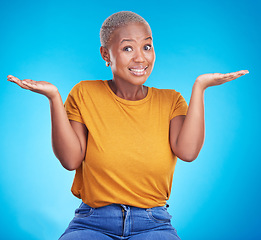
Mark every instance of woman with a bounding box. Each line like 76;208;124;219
7;11;248;240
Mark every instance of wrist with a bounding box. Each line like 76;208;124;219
48;88;60;102
193;79;206;92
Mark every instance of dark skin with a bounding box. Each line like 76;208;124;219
7;22;249;169
100;23;155;101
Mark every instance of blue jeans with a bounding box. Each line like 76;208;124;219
59;202;181;240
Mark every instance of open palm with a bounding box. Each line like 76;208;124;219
7;75;58;100
196;70;249;89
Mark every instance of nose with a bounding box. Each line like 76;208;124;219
133;49;145;63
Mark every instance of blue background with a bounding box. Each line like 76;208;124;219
1;0;260;239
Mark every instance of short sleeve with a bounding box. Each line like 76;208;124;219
170;92;188;120
64;82;84;124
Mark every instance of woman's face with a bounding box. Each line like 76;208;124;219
106;22;155;86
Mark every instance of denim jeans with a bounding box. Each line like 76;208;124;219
59;202;181;240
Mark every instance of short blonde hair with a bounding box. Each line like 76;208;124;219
100;11;150;48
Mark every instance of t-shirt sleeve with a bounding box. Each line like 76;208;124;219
170;92;188;120
64;82;84;124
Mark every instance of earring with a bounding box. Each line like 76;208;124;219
106;62;110;67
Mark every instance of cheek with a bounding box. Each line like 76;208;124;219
115;54;131;67
111;55;129;73
147;51;156;65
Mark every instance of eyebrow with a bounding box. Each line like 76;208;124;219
120;36;152;44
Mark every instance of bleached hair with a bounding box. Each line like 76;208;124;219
100;11;150;48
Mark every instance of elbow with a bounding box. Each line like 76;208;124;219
63;164;77;171
62;161;82;171
56;155;83;171
173;143;203;162
179;154;198;162
176;150;200;162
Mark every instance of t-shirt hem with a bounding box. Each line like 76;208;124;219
170;111;187;120
66;114;84;124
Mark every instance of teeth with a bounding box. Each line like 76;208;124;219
129;67;147;72
130;68;145;72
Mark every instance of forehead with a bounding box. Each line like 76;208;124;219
111;23;152;43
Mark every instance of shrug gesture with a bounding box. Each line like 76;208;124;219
8;69;249;167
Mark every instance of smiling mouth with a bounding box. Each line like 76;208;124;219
128;66;148;76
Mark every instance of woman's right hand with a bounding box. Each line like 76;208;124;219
7;75;59;100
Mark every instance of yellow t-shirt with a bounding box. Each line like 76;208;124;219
64;80;188;208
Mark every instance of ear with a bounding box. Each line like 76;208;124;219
100;46;110;62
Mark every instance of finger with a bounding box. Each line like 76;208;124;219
22;79;41;91
220;73;235;81
238;70;249;74
228;70;249;76
7;76;24;86
231;71;245;77
223;70;248;79
222;70;248;81
7;76;31;90
7;75;15;79
232;71;249;79
20;79;38;90
7;75;21;83
22;79;37;86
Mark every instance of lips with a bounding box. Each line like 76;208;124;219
128;66;148;76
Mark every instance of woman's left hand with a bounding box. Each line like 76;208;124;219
195;70;249;90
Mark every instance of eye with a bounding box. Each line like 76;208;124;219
144;44;152;51
123;46;133;52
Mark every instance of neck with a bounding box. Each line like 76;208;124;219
109;79;148;101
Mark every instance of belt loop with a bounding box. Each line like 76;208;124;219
120;204;128;211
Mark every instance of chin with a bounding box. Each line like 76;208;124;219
129;77;148;86
128;73;151;86
113;69;151;86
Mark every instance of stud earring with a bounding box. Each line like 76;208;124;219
106;62;110;67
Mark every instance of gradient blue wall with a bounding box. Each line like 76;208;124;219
1;0;260;239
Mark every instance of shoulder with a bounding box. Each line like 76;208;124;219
80;80;104;88
151;86;183;100
72;80;104;89
69;80;104;95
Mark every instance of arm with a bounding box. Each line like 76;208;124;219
49;93;87;170
170;70;249;162
7;75;87;170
